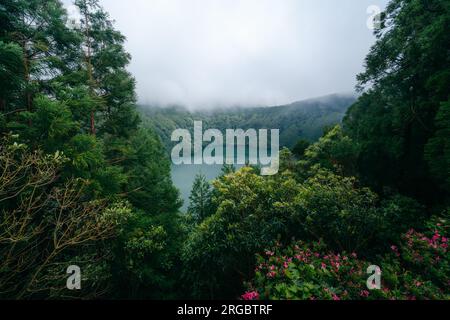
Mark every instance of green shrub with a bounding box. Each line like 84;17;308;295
244;216;449;300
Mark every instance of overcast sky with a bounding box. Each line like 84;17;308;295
65;0;389;109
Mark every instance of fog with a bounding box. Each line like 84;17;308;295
65;0;389;109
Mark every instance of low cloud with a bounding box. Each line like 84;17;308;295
66;0;389;109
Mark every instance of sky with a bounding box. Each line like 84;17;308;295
65;0;390;109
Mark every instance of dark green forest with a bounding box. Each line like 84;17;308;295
0;0;449;300
139;93;355;151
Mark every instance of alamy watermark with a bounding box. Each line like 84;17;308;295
171;121;280;176
366;265;382;290
66;265;81;290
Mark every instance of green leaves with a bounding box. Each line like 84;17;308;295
345;0;450;203
425;100;450;192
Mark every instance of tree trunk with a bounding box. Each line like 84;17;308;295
23;51;33;127
90;110;96;136
84;4;96;136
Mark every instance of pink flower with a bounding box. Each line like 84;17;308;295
414;281;422;287
265;251;275;257
267;271;277;278
242;291;259;300
283;262;289;269
351;252;357;258
391;245;400;257
360;290;370;298
270;265;276;271
332;294;340;301
321;263;327;269
442;237;448;243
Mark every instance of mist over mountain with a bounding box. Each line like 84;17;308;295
139;93;357;150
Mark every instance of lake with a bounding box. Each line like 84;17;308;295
171;145;261;212
171;163;224;212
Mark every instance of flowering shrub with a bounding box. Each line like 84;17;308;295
243;215;449;300
382;215;449;299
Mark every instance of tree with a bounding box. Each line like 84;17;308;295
0;41;24;118
0;1;185;300
298;125;359;180
74;0;139;138
0;138;132;299
344;0;450;204
0;0;80;122
425;100;450;194
188;174;214;223
182;167;303;299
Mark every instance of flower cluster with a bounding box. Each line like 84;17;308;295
241;291;260;300
243;219;449;300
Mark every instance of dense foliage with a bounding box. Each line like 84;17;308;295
243;215;449;300
1;0;449;300
0;0;181;299
139;94;355;151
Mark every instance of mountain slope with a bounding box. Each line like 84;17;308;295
139;94;357;151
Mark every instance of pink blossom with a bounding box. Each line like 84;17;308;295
265;251;275;257
391;245;400;257
242;291;260;300
321;263;327;269
432;233;440;242
360;290;370;298
442;237;448;243
332;294;340;301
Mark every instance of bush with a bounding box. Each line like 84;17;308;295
295;169;381;253
244;217;449;300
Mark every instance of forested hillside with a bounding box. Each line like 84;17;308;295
1;0;449;301
139;93;355;151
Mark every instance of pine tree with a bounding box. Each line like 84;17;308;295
188;173;214;223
